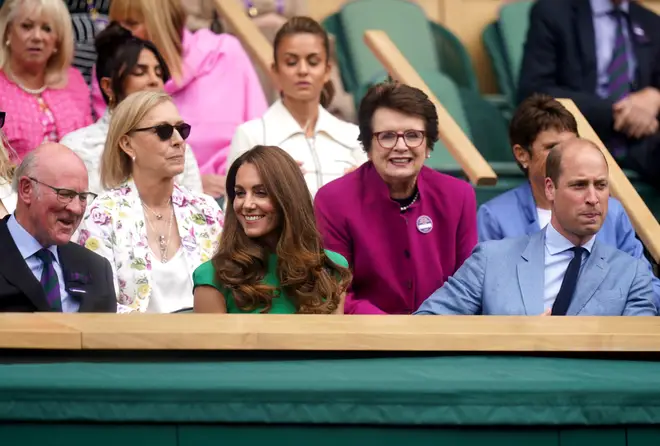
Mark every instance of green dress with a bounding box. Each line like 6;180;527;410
192;250;349;314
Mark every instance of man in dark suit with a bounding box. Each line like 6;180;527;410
0;143;116;312
518;0;660;188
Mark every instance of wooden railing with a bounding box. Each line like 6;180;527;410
364;30;497;186
213;0;273;75
2;313;660;351
558;99;660;263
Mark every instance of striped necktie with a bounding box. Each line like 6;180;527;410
35;249;62;312
607;9;632;102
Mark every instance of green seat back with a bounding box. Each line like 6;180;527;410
429;22;479;93
322;13;358;95
338;0;439;90
498;1;533;88
482;21;516;105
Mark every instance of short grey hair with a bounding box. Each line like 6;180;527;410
12;150;38;192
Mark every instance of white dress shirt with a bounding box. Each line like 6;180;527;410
60;111;204;195
543;222;597;310
227;100;368;197
536;207;552;230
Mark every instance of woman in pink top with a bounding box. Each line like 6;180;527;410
90;0;268;198
0;0;92;160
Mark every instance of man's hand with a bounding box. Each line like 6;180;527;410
613;88;660;139
540;308;551;316
201;174;226;198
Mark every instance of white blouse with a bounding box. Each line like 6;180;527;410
60;111;204;195
227;100;367;197
147;248;194;313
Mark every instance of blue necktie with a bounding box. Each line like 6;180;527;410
551;247;586;316
35;249;62;312
607;9;632;102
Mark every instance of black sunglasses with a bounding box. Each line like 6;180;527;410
0;111;5;129
133;122;191;141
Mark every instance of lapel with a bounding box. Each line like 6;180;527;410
568;239;609;315
628;3;653;88
172;184;200;276
0;216;50;311
516;229;546;315
123;180;153;301
57;244;95;312
516;183;541;236
573;0;599;92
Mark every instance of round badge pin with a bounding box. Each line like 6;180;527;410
416;215;433;234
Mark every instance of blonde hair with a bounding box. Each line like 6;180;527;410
0;0;74;88
0;130;16;184
101;91;172;189
109;0;185;83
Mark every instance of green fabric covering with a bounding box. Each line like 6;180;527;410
7;425;660;446
498;1;533;89
192;250;348;314
2;356;660;425
338;0;438;91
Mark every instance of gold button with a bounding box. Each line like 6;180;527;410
248;6;258;17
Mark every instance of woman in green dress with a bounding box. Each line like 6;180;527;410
193;145;351;314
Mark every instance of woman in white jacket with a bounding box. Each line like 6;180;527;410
227;16;366;197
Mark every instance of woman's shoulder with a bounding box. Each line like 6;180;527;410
324;249;349;268
192;260;220;288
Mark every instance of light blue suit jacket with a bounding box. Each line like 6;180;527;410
415;229;657;316
477;182;660;308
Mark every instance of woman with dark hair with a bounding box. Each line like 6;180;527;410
227;16;366;197
315;82;478;315
193;145;351;314
61;22;202;195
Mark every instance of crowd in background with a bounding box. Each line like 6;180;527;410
0;0;657;317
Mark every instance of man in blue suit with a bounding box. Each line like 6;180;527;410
416;138;656;316
477;94;660;307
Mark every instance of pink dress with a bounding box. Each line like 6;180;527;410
91;29;268;175
0;68;92;160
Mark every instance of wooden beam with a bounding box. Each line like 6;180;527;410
26;314;660;352
364;30;497;186
0;314;80;349
558;99;660;263
213;0;273;75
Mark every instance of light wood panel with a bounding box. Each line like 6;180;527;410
28;313;660;352
214;0;273;74
558;98;660;263
364;30;498;185
0;314;80;349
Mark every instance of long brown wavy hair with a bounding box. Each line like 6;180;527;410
213;145;352;313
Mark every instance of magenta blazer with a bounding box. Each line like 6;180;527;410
0;68;92;160
315;162;478;314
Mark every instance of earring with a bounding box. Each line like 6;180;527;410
4;40;9;46
131;155;136;161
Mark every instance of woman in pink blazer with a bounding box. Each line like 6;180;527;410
90;0;268;198
0;0;92;160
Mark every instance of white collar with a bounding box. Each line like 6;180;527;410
262;100;358;148
545;221;596;255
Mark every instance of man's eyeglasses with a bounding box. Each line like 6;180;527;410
373;130;426;149
132;122;191;141
0;111;5;129
28;177;97;205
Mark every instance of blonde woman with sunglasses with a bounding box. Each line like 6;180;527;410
76;91;224;314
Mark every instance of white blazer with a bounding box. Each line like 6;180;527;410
227;100;367;196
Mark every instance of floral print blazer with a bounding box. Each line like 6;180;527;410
76;179;224;313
